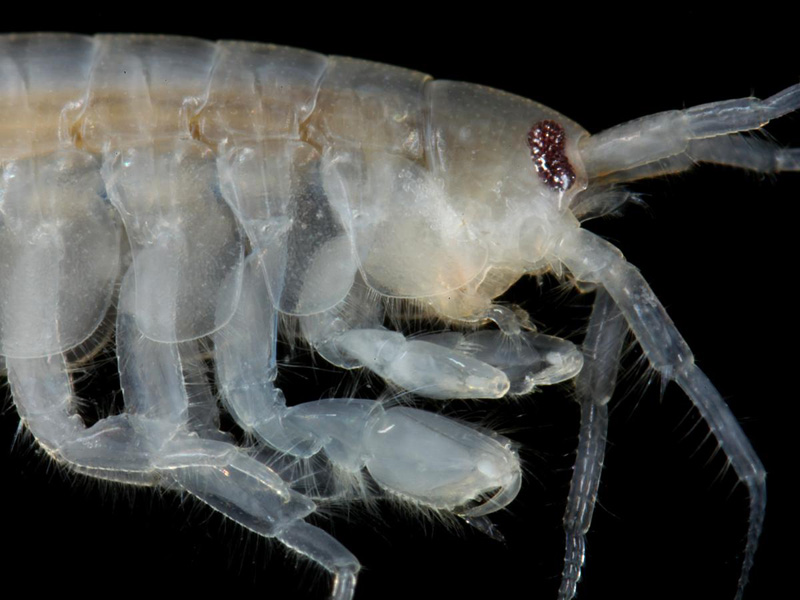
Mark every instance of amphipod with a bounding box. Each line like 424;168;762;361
0;33;796;599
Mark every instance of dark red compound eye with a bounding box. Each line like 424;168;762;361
527;120;575;192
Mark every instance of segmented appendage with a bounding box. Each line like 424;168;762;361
2;32;791;600
1;33;573;600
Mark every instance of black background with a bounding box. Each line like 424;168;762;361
2;9;797;600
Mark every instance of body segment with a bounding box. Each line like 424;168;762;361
1;33;795;599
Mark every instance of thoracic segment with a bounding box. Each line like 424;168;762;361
2;32;793;600
0;33;588;600
0;33;589;323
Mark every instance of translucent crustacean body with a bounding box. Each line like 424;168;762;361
0;33;797;600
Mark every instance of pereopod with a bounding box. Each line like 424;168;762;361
0;33;795;599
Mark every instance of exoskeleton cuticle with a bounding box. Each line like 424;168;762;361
1;31;795;600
